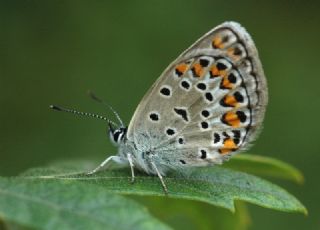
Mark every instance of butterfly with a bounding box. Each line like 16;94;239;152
51;21;268;193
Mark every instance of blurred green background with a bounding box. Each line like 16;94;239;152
1;1;319;229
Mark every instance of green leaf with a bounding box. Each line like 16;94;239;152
224;154;304;184
134;197;252;230
21;161;307;214
0;177;171;230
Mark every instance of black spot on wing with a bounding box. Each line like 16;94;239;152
200;149;207;159
160;87;171;96
233;46;242;56
181;80;190;90
201;110;210;118
174;108;189;122
149;113;159;121
178;137;184;144
175;69;183;77
201;121;209;129
213;133;220;143
222;132;229;137
236;111;247;122
222;36;229;42
234;138;240;144
205;92;213;102
196;83;207;91
166;128;175;136
232;130;241;138
217;62;227;70
228;73;237;83
234;91;244;102
199;58;210;67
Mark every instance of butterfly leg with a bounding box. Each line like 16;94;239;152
151;161;168;194
127;153;135;183
87;155;122;175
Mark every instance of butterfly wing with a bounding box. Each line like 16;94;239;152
126;21;267;169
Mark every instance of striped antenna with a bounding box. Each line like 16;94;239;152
87;90;125;128
49;105;118;127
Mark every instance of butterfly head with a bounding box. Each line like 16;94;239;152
49;103;127;146
108;121;127;145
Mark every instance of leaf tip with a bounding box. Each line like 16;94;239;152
301;206;308;216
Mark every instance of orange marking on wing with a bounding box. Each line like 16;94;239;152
192;63;203;78
219;148;231;155
210;66;219;77
212;36;224;49
176;63;188;75
210;66;227;78
224;95;238;107
227;48;234;55
227;48;240;60
221;76;233;89
224;138;237;149
220;70;227;77
219;138;238;155
224;111;240;127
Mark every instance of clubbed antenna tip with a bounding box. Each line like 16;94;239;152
50;105;62;111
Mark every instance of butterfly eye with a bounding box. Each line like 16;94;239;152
109;128;126;145
109;129;117;145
